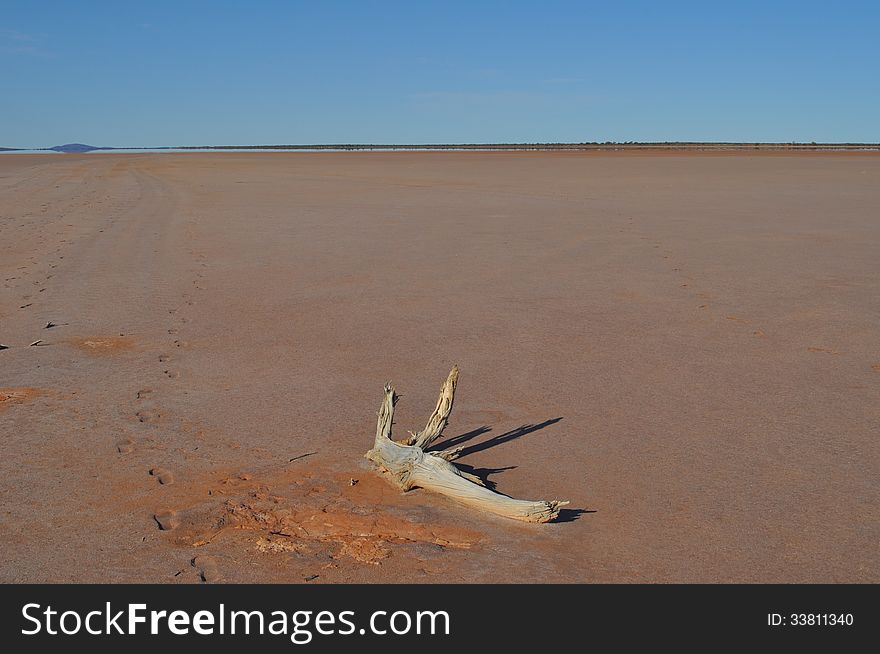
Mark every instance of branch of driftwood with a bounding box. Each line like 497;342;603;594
365;366;568;523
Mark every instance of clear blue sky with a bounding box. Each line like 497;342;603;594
2;1;878;147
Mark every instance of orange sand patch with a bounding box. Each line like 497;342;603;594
215;499;477;564
145;466;480;567
73;336;135;355
807;346;841;355
0;388;43;413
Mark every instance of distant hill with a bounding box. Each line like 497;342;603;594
50;143;104;153
0;147;22;151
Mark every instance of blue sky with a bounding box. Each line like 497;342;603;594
1;1;878;147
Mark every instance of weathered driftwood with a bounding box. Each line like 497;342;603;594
365;366;568;523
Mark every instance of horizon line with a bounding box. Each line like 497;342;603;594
5;141;880;152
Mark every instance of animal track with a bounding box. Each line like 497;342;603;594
154;510;180;531
192;556;223;583
158;354;171;362
136;388;153;400
150;467;175;485
136;409;160;423
164;369;180;379
116;438;135;454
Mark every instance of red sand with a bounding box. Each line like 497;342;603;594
0;151;877;582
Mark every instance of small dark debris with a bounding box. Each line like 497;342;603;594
289;451;317;463
304;575;319;582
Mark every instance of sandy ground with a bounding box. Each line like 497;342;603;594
0;151;877;583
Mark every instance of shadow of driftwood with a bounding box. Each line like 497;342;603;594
425;417;588;521
454;464;518;490
434;426;493;451
555;508;593;523
452;417;564;459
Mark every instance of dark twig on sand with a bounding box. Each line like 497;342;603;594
288;451;317;463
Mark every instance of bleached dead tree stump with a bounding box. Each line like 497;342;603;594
365;366;568;523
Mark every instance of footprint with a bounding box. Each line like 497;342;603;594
136;388;153;400
116;438;135;454
164;370;180;379
136;409;159;423
158;354;172;363
150;467;175;485
752;330;766;338
154;510;180;531
191;556;223;583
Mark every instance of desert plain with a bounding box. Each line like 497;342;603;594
0;151;877;583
